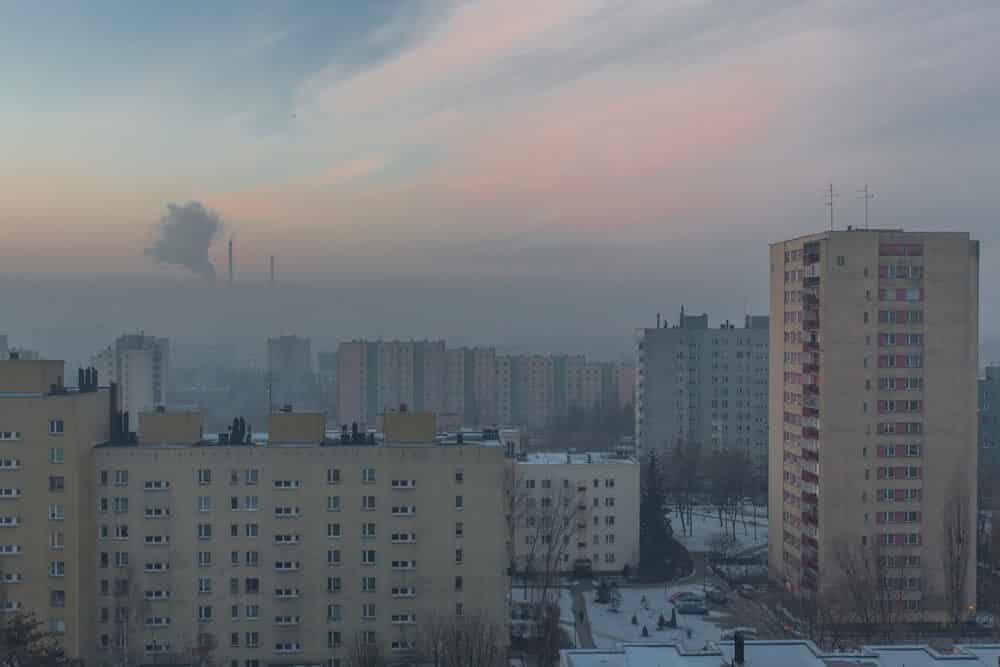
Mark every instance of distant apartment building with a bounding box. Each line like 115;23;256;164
980;366;1000;508
336;340;448;427
0;335;7;360
336;341;632;431
0;358;112;661
1;359;508;665
446;347;498;426
266;335;312;411
496;355;629;430
317;351;338;424
510;451;639;575
92;333;169;416
634;311;769;472
769;229;979;619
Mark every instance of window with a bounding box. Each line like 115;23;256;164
198;524;212;540
197;552;212;567
455;548;463;564
328;523;342;538
197;469;212;485
362;603;376;620
244;523;258;538
246;605;259;620
49;561;65;577
245;495;259;511
328;631;343;649
327;467;341;484
328;550;341;566
273;479;301;489
48;476;65;492
836;255;845;266
113;470;128;487
48;448;64;464
362;467;376;483
455;522;464;538
245;631;259;648
362;549;376;566
362;495;376;511
455;495;464;510
199;577;213;594
48;420;64;435
49;531;64;549
244;550;259;566
455;603;464;617
362;522;376;539
328;604;342;621
328;576;342;593
245;468;259;484
455;576;463;591
48;504;65;521
198;496;212;512
327;496;341;512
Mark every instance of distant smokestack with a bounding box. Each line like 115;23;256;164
228;237;234;287
269;255;275;287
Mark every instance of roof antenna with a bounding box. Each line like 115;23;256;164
857;184;874;229
825;183;839;231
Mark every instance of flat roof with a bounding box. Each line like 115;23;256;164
519;452;636;465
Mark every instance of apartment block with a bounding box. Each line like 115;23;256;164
266;335;313;411
445;347;498;426
91;410;507;666
0;359;112;661
336;340;448;427
979;366;1000;508
769;229;979;618
635;311;769;471
92;333;170;416
510;451;639;575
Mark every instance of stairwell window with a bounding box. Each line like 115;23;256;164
48;420;64;436
455;495;464;510
48;448;64;464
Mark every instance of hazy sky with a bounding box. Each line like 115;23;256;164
1;1;997;358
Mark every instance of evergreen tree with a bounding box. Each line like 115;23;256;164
639;448;673;579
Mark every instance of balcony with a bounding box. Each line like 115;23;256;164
801;448;819;462
801;534;818;550
802;511;818;526
801;470;819;484
803;384;820;397
802;427;819;440
803;315;820;330
802;363;820;375
803;340;820;352
803;276;821;288
801;491;818;504
576;503;587;511
802;406;819;419
803;251;820;265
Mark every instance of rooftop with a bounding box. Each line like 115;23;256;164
519;451;636;465
561;642;1000;667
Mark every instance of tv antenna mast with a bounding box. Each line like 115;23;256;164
824;183;838;230
857;185;874;229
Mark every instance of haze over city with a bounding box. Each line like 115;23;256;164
2;1;999;364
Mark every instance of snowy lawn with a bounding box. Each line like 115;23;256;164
584;583;728;651
674;506;767;553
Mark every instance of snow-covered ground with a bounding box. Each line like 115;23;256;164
584;584;728;651
674;506;767;553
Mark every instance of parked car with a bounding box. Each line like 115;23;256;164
737;584;756;598
669;591;701;604
705;587;728;604
677;600;708;615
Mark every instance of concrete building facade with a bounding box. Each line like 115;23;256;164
2;360;508;665
768;229;979;619
510;452;639;575
0;359;112;661
92;333;169;417
635;312;769;472
979;366;1000;509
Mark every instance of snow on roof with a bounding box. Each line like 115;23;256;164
562;642;1000;667
519;452;636;465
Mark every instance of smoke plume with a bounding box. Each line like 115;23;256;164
146;201;223;280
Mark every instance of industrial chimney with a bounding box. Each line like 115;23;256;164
228;237;234;287
269;255;275;287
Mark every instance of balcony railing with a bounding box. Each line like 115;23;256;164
803;341;820;352
803;276;821;288
802;406;819;418
801;470;819;484
801;491;818;504
802;363;820;375
803;252;820;265
802;511;818;525
802;427;819;440
803;384;820;396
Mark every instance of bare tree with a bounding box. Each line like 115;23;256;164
110;566;142;667
832;537;902;638
943;481;973;627
512;475;579;607
349;632;386;667
669;438;700;537
418;613;505;667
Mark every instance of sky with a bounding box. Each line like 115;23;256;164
1;1;998;360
